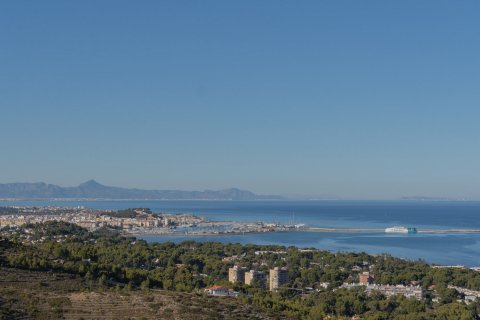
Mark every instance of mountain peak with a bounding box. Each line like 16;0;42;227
79;179;102;187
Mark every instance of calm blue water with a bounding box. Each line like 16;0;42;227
1;200;480;266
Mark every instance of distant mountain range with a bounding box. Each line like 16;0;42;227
0;180;283;200
400;196;462;201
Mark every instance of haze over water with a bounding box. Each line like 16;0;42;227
2;200;480;267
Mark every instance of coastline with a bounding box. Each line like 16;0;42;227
3;201;480;267
131;226;480;237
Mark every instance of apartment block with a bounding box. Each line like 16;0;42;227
269;267;288;291
245;270;266;288
228;266;247;283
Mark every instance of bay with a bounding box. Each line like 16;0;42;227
1;200;480;267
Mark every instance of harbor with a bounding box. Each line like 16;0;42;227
3;201;480;267
305;227;480;234
3;206;480;237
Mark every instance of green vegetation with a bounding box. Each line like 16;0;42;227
1;221;480;319
0;267;267;319
101;208;153;219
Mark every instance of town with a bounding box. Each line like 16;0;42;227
206;263;480;305
0;206;302;236
0;206;204;232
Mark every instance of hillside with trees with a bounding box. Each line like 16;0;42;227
1;221;479;319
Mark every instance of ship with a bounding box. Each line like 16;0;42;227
385;226;417;234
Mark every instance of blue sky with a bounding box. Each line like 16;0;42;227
1;1;480;199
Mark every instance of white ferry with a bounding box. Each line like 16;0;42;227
385;226;417;234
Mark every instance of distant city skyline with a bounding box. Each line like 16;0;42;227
1;1;480;199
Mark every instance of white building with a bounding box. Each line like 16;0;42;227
204;285;239;297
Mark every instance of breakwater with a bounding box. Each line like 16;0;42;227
305;227;480;233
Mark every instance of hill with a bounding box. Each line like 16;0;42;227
0;180;283;200
0;267;273;320
1;221;479;319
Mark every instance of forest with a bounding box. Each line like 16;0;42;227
1;221;480;319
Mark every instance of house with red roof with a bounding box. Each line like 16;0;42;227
204;285;239;297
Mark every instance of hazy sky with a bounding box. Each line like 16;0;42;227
1;1;480;199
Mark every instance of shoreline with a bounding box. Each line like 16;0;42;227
131;226;480;237
134;229;480;269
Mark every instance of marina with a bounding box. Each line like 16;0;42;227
3;200;480;266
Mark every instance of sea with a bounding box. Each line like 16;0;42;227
1;200;480;267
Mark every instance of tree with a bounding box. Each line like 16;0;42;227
436;302;472;320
